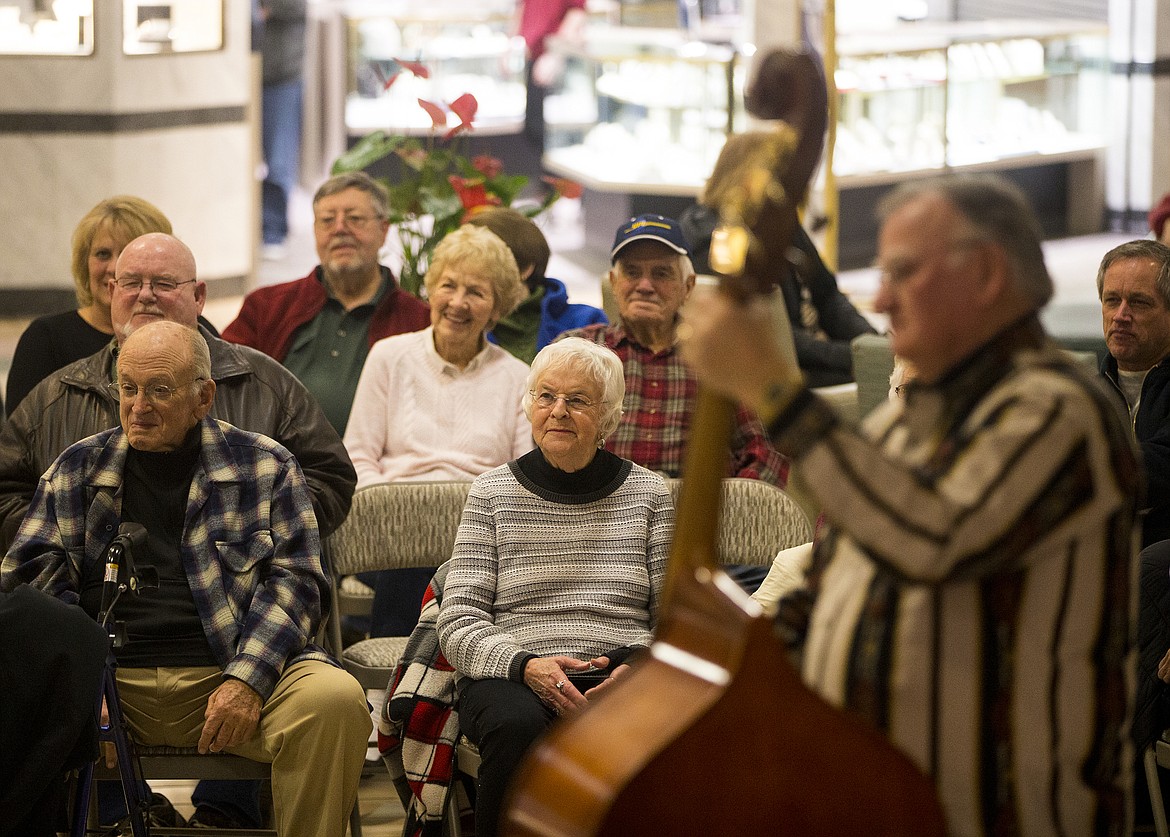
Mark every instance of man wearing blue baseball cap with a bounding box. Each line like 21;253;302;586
563;213;789;522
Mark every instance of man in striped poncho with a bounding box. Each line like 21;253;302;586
680;174;1142;837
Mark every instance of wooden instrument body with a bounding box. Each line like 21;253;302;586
505;568;945;837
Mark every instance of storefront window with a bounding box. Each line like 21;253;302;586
123;0;223;55
0;0;94;56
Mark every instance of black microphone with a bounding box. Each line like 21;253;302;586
97;523;149;629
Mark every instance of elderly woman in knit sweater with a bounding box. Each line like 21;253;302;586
344;224;533;635
436;337;674;837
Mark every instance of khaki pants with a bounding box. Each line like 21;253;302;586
116;660;370;837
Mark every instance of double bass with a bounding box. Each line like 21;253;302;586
500;50;947;836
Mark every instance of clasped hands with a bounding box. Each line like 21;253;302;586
523;655;629;716
100;677;263;768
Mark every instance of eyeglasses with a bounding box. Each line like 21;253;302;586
108;379;204;404
313;213;382;232
531;391;599;413
114;278;197;295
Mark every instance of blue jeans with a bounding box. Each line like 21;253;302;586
261;78;303;245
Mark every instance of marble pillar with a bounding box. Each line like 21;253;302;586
1106;0;1170;232
0;1;256;314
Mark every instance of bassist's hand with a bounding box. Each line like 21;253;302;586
679;289;804;425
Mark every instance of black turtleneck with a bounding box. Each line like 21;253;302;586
510;447;630;504
80;426;217;667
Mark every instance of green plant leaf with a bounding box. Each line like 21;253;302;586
332;131;406;174
486;173;529;206
417;182;463;219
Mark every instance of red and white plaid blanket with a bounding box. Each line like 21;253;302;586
377;563;475;836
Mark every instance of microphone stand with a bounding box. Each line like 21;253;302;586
71;528;157;837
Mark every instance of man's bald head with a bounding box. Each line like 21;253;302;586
116;320;215;452
111;233;205;342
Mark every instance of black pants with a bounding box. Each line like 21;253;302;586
458;678;555;837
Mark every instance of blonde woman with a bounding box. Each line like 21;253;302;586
6;196;171;412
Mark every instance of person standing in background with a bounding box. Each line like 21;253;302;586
1150;193;1170;247
514;0;587;163
258;0;307;260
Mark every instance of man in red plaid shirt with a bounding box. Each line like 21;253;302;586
563;214;788;488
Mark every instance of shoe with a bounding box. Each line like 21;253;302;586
106;792;186;835
187;803;259;829
261;242;287;261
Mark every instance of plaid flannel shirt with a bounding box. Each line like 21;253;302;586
0;417;331;700
564;322;790;486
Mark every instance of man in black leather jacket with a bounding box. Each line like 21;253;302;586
0;233;356;554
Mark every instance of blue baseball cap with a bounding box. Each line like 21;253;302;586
610;214;692;263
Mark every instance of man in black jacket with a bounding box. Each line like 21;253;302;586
1098;239;1170;548
1098;239;1170;827
0;233;356;552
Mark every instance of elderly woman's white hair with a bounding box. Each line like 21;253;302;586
525;337;625;442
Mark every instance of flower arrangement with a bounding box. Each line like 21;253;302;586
332;62;581;296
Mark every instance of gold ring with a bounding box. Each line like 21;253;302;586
555;680;565;691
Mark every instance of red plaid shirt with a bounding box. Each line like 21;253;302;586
565;322;789;487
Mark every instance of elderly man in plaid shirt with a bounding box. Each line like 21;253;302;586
564;213;788;486
1;321;369;837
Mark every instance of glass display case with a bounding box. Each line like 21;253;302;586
542;25;746;194
122;0;224;55
0;0;93;55
835;20;1108;181
344;0;526;137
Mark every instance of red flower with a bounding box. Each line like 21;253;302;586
417;98;447;130
448;93;478;125
384;60;430;91
444;93;478;140
542;176;584;199
472;155;504;179
449;175;502;219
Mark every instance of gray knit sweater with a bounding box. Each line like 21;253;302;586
436;456;673;683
